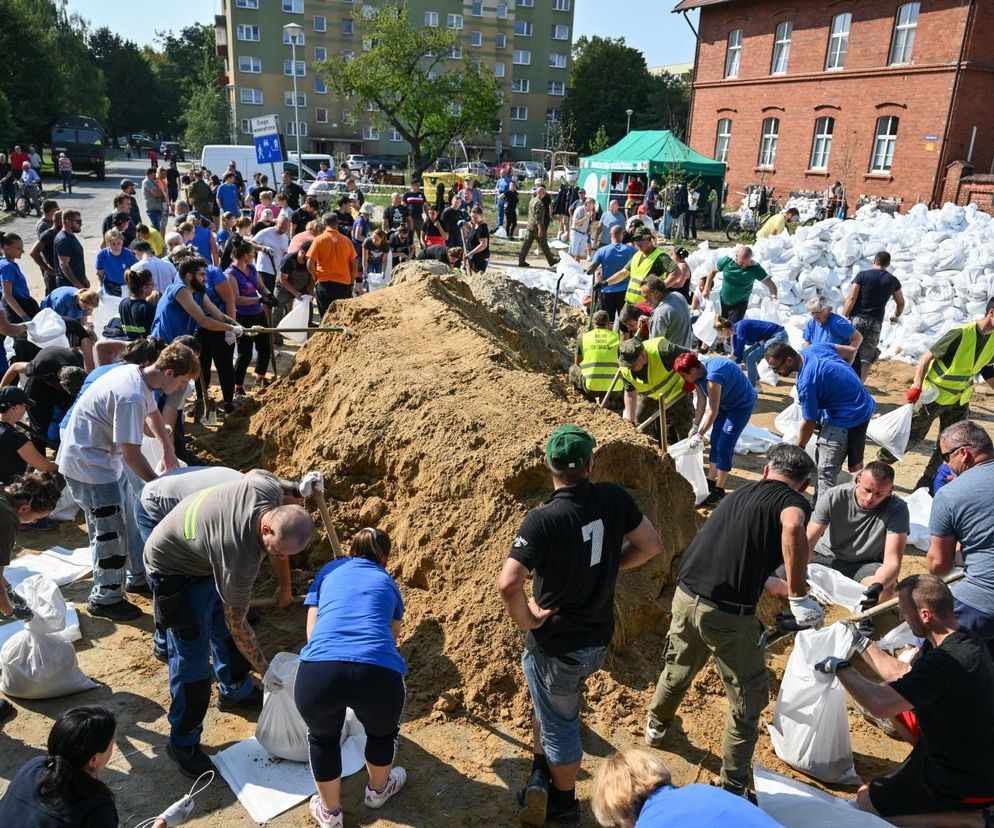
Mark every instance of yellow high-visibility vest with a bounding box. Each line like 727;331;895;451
924;322;994;406
579;328;622;393
624;248;664;305
619;337;685;406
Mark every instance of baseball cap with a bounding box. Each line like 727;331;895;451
618;338;646;365
630;226;652;242
545;424;596;470
0;386;29;411
360;202;375;214
120;178;135;189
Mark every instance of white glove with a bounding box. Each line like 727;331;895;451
157;794;195;826
788;594;825;629
299;470;325;497
688;434;703;450
224;331;236;346
814;656;849;675
230;324;244;336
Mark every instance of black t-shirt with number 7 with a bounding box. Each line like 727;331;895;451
508;480;643;656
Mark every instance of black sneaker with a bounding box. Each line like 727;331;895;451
0;698;16;727
216;684;263;713
700;486;726;508
153;646;168;664
167;741;214;779
125;581;152;596
545;798;581;826
710;777;758;805
88;598;142;621
516;768;550;826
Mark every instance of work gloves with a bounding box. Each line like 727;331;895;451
261;294;278;309
230;324;245;337
688;434;703;450
299;471;325;497
813;656;850;675
156;794;196;826
788;594;825;629
906;386;922;404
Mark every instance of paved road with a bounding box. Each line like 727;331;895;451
4;156;158;297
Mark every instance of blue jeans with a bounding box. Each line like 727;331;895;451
743;329;789;386
708;405;754;473
522;644;607;766
146;209;162;233
954;598;994;657
135;498;166;656
61;171;72;192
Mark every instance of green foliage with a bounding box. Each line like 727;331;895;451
183;83;232;155
153;23;223;138
588;125;610;155
0;91;17;151
320;1;500;175
89;28;163;140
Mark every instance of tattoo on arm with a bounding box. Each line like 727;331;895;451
223;603;268;674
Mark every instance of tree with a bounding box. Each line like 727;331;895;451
644;71;691;140
183;83;231;154
153;23;223;138
89;28;163;141
319;2;500;176
588;125;610;155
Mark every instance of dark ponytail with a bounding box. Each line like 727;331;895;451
349;527;391;566
0;230;21;250
120;335;167;366
37;706;116;805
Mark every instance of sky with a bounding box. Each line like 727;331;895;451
65;0;698;66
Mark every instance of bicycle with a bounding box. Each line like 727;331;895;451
13;180;40;218
724;194;782;243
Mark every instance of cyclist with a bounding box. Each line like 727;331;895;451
19;162;41;218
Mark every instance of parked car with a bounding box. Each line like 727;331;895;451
551;164;578;183
362;156;405;172
510;160;547;182
346;154;368;172
454;161;494;181
422;170;471;191
161;142;185;162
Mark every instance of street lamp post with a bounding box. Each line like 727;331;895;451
626;109;634;134
283;22;304;175
226;84;237;144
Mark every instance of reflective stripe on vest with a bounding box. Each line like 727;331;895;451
579;328;622;392
624;248;663;305
619;337;685;405
924;323;994;406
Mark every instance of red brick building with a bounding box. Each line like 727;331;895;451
674;0;994;211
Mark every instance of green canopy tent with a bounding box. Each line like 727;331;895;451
579;130;726;212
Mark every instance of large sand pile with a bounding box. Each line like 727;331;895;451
200;270;701;722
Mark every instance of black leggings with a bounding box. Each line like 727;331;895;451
196;328;236;406
314;281;353;318
294;660;405;782
234;311;271;384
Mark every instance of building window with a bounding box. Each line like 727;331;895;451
363;37;374;51
240;88;263;105
809;116;834;170
758;117;779;167
471;0;483;16
546;108;561;122
889;3;920;65
341;18;353;34
236;24;260;42
549;52;567;68
553;0;570;9
342;49;355;61
724;29;742;79
551;24;569;40
496;2;508;18
235;0;258;8
495;33;506;48
770;20;792;75
826;13;852;70
714;118;732;163
510;132;527;147
388;128;403;142
283;60;306;76
516;0;534;6
870;116;899;172
240;119;252;135
315;77;327;94
363;126;380;140
283;29;305;45
511;77;530;92
447;13;463;29
238;56;262;73
448;45;462;59
471;31;482;47
547;80;566;96
514;20;533;36
286;120;308;137
282;0;303;12
313;15;326;32
510;105;528;120
513;49;531;65
284;91;307;108
360;4;376;19
315;108;328;123
425;11;438;27
314;47;326;61
494;61;506;77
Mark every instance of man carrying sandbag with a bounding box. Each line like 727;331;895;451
891;297;994;490
645;444;823;802
816;574;994;826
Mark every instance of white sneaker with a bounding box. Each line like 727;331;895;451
644;720;667;748
309;794;343;827
364;767;407;809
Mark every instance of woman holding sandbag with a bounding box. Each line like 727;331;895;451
295;528;407;828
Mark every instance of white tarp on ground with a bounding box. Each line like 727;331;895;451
4;547;92;589
755;766;891;827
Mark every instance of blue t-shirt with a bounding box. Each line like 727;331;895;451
40;286;86;320
151;282;204;342
0;256;32;301
217;229;231;248
599;209;625;244
60;363;121;430
190;225;213;262
635;784;782;827
592;243;636;293
216;182;241;215
803;312;856;346
796;343;876;428
204;265;229;310
698;357;757;411
301;557;406;675
94;247;138;287
930;459;994;617
732;319;783;362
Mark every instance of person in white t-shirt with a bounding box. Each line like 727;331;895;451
252;214;291;293
132;240;178;295
568;198;596;260
683;188;700;240
56;343;200;622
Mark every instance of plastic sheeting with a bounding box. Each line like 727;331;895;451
902;487;933;550
667;438;708;505
755;766;890;827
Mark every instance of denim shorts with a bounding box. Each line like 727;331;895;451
522;643;607;765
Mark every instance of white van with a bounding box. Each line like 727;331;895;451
199;144;320;186
288;152;335;178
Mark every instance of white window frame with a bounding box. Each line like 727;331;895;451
509;132;527;147
553;0;570;10
495;33;507;48
471;0;483;16
342;18;353;34
286;120;308;137
724;28;741;79
314;46;327;61
240;88;263;105
388;127;403;142
547;80;566;96
314;15;326;32
771;20;792;75
236;24;260;42
470;31;482;47
714;118;732;163
283;59;307;77
510;105;528;120
363;125;380;140
235;0;258;8
870;116;899;173
511;77;530;93
315;107;328;124
240;119;252;135
496;2;508;19
283;29;305;45
315;77;327;94
513;49;531;65
514;20;533;36
425;11;439;27
494;61;506;77
546;108;561;122
809;116;834;170
551;24;569;41
282;0;303;13
363;37;374;51
549;52;567;68
826;13;852;70
449;45;463;59
238;56;262;74
447;13;463;30
516;0;534;6
889;3;920;66
284;91;307;108
758;117;779;168
342;49;355;61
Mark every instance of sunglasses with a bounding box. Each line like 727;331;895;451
767;357;788;373
940;444;968;461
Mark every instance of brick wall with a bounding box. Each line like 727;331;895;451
941;160;994;214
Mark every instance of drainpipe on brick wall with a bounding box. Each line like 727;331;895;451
932;0;976;207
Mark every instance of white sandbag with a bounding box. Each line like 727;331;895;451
92;292;122;342
49;485;80;522
493;225;508;239
768;623;860;785
755;765;891;827
774;401;804;442
866;404;913;460
257;651;309;762
0;575;97;699
877;621;919;655
667;438;708;505
692;306;718;347
902;487;933;550
757;357;779;386
806;564;865;614
277;295;313;344
25;308;69;350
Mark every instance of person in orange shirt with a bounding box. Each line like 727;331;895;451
306;213;358;315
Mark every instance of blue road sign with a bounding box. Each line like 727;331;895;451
255;134;284;164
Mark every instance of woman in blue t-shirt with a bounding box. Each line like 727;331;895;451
295;528;407;828
675;352;758;508
0;230;41;324
94;229;138;297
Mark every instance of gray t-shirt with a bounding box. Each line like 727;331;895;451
813;482;910;563
648;292;693;348
930;460;994;616
143;470;284;606
140;466;244;524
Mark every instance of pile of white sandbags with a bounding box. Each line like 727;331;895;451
502;253;592;308
783;195;823;223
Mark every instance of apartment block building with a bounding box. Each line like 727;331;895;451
676;0;994;209
215;0;576;162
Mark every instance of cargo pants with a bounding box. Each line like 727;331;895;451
648;586;769;793
878;400;968;491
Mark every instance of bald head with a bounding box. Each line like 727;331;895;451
260;504;314;557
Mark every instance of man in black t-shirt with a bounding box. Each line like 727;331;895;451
498;424;662;826
278;172;306;211
646;443;822;800
388;226;413;264
290;196;320;236
402;180;426;244
842;250;905;380
382;193;410;234
816;574;994;823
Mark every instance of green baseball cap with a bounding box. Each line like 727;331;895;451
546;424;596;470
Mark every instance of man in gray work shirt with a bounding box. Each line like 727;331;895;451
643;275;693;347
